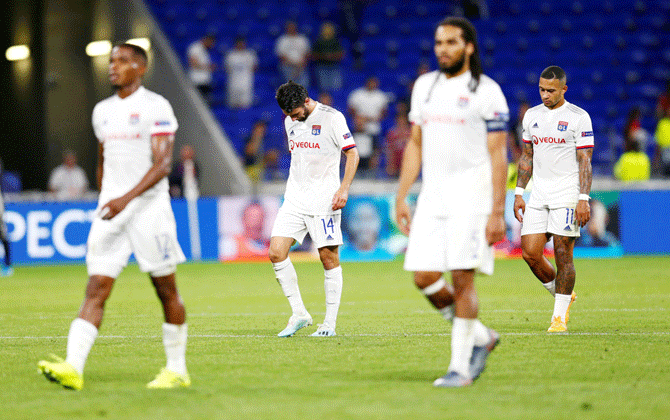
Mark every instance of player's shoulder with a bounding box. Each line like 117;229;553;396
477;74;505;94
93;95;116;114
415;70;440;88
316;103;344;119
564;102;591;118
524;104;546;118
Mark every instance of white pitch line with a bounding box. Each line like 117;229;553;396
2;331;669;340
1;306;665;322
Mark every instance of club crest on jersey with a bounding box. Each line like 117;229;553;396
457;96;470;107
312;125;321;135
557;121;568;131
129;113;140;125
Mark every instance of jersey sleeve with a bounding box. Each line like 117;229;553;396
576;112;594;149
331;112;356;151
149;98;179;136
91;104;103;142
521;109;532;144
408;76;426;125
481;82;509;132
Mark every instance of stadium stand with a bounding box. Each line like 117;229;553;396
146;0;670;177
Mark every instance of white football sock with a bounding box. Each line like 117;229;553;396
273;258;307;316
65;318;98;375
448;317;475;378
163;323;188;376
472;319;491;347
543;279;556;296
553;293;573;320
323;266;343;329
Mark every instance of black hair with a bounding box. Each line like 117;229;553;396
540;66;567;84
438;16;482;92
117;43;148;66
275;81;308;113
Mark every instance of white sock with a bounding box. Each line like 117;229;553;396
273;258;307;316
65;318;98;375
448;317;476;377
553;293;573;320
472;319;491;347
323;266;343;329
439;305;454;322
163;323;188;376
543;280;556;296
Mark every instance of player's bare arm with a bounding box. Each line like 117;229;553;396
101;134;175;220
96;142;104;191
395;124;422;235
514;142;534;223
575;147;593;227
332;147;360;210
486;130;508;244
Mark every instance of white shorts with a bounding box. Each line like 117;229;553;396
271;205;343;249
521;205;580;237
86;194;186;278
403;210;493;275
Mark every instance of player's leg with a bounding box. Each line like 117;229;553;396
548;235;577;332
127;196;190;387
521;206;557;296
146;270;191;389
269;206;311;335
414;271;456;321
306;213;344;336
38;215;130;390
269;236;312;337
312;245;340;336
0;222;12;276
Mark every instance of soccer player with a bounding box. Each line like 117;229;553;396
0;158;11;277
38;43;190;390
395;17;508;387
270;81;359;337
514;66;593;333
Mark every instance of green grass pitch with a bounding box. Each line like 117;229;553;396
2;257;669;419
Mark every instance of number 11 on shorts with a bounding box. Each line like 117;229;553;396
322;217;334;234
565;208;574;224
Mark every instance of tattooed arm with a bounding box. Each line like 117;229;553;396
575;147;593;227
513;142;534;223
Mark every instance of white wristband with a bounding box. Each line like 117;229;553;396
515;187;525;196
579;194;590;201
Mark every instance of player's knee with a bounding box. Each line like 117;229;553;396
522;248;542;265
268;246;287;263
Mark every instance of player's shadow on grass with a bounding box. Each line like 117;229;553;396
343;369;438;383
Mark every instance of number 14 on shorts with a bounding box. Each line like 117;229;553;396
321;217;335;235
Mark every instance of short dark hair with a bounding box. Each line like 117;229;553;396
276;81;308;113
117;43;148;66
540;66;567;84
437;16;482;92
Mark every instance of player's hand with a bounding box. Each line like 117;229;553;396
575;200;591;227
100;196;131;220
331;188;349;210
513;195;526;223
486;213;506;245
395;199;411;236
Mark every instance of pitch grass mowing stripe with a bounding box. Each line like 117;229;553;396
4;331;670;340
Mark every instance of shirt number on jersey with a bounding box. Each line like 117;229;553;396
321;217;335;235
155;234;172;261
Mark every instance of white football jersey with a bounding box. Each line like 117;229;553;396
283;103;356;215
522;100;594;208
92;86;178;205
409;70;509;216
